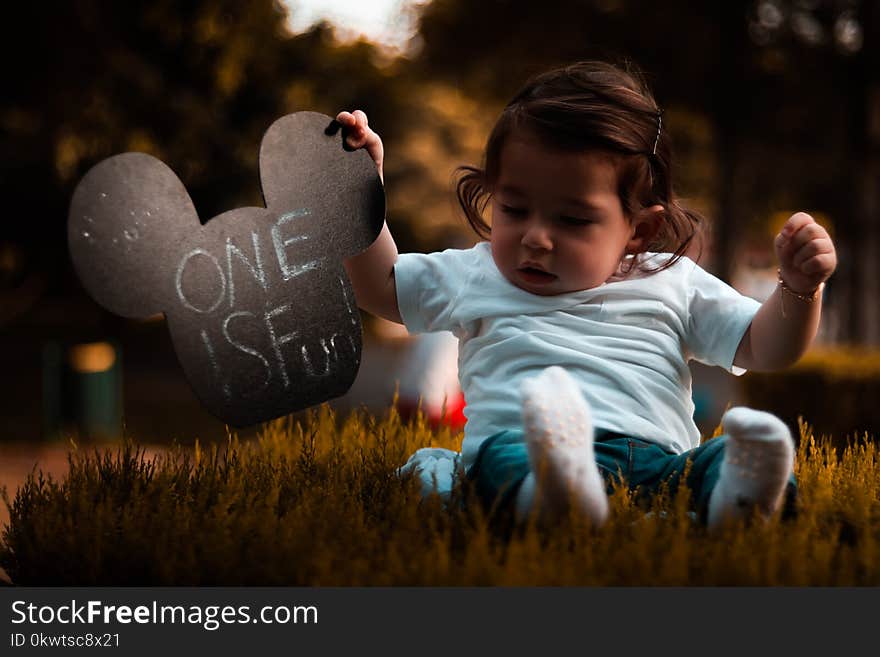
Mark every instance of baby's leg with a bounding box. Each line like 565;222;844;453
517;366;608;526
707;407;795;529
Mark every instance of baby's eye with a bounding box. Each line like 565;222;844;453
559;215;595;226
500;204;527;217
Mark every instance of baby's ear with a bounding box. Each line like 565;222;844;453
627;204;665;253
258;112;385;260
68;152;201;318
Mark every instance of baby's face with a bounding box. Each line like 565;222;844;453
490;133;636;296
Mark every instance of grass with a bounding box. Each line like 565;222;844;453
1;403;879;585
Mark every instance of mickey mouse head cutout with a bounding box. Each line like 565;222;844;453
68;112;385;427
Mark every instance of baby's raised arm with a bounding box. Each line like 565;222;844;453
336;110;402;324
733;212;837;371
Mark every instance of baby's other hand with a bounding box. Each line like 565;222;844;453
774;212;837;295
336;110;384;181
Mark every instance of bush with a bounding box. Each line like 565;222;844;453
740;347;880;446
2;405;880;585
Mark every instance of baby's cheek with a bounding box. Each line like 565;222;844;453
490;236;513;270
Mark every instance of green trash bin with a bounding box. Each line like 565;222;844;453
42;340;123;441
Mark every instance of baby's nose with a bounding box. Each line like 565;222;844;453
521;221;553;250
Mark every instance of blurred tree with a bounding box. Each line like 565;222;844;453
2;0;293;325
0;1;424;328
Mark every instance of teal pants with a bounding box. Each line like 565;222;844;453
466;429;798;525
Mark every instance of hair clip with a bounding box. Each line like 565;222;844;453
652;109;663;156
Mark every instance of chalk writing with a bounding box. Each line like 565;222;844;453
176;248;226;314
201;329;230;401
272;208;319;281
226;233;268;309
265;303;299;389
339;276;358;326
223;311;272;393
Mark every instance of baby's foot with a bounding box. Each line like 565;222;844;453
518;366;608;526
707;407;795;529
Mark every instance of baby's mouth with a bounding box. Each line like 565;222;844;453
517;266;557;285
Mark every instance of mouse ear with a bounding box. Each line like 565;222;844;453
258;111;385;261
68;152;202;319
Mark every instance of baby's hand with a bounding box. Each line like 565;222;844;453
774;212;837;295
336;110;384;181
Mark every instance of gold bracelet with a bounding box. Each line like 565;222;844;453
777;268;823;317
777;268;822;301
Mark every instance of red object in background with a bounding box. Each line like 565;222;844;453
397;390;466;430
442;390;467;429
396;331;465;430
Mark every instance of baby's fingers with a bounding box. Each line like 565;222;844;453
335;112;366;148
336;111;364;140
335;110;359;129
779;212;814;241
334;108;384;179
352;110;369;130
799;252;837;277
791;236;834;270
777;217;823;260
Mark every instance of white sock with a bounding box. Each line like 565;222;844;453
517;366;608;526
707;407;795;529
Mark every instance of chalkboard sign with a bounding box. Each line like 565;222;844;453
68;112;385;427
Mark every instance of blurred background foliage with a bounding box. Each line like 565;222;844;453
1;0;878;442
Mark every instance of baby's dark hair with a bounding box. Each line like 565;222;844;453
456;60;703;272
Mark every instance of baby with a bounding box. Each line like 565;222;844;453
337;61;837;529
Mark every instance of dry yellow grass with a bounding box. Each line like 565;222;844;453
1;404;878;585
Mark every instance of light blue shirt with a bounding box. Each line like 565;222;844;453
394;242;761;471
